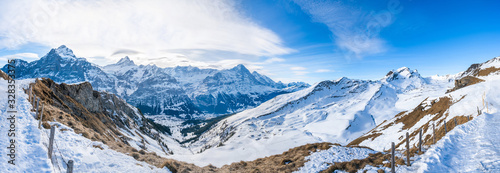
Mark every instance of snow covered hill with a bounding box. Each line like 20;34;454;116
167;65;456;166
2;45;309;118
350;57;500;151
0;78;171;172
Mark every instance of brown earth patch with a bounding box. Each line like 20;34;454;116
395;97;452;130
0;70;12;80
477;67;500;76
447;76;484;93
348;133;382;146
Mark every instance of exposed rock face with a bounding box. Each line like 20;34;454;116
448;76;485;93
30;78;174;166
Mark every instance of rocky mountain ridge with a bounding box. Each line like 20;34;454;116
2;45;309;118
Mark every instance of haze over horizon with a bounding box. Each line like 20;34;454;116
1;0;499;84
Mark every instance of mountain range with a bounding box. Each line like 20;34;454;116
2;45;309;119
168;62;460;166
2;47;499;171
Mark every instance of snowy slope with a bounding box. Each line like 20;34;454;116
295;145;377;173
0;79;170;172
167;67;454;167
355;57;500;152
399;112;500;173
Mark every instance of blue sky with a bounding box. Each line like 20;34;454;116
1;0;499;84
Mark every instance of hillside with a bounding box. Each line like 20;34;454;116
166;65;456;167
349;57;500;151
0;78;172;172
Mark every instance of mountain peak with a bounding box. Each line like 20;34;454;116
396;66;410;73
231;64;250;73
54;45;76;59
116;56;135;66
234;64;246;69
385;67;420;80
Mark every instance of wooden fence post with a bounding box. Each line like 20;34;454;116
28;85;31;101
31;95;35;111
419;128;422;154
406;132;410;166
391;142;395;173
30;86;33;101
67;160;74;173
39;104;44;129
48;126;55;159
36;98;40;117
444;120;447;134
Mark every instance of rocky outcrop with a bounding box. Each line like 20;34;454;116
447;76;485;93
30;78;173;166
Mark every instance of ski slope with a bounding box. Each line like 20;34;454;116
0;79;170;172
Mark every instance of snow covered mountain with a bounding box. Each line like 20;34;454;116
2;45;309;118
169;65;456;166
349;57;500;151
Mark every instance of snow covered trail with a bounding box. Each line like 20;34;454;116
400;113;500;173
0;79;52;172
0;79;170;172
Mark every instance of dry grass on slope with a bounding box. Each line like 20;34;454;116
343;95;479;172
0;70;12;80
28;78;168;167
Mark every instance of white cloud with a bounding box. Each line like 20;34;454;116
289;66;308;76
263;57;285;64
290;66;307;71
294;0;400;58
0;53;39;61
0;0;292;64
315;69;331;73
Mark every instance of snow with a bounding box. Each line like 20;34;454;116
168;70;452;167
398;112;500;173
359;70;500;152
0;79;171;172
0;79;52;172
295;145;377;173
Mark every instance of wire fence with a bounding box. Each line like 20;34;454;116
27;84;73;173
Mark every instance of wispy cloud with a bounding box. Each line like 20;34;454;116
315;69;331;73
0;0;292;64
294;0;401;58
0;53;39;61
289;66;309;75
